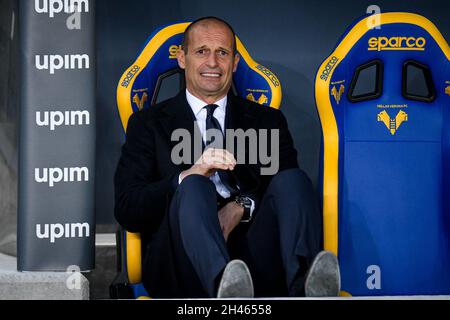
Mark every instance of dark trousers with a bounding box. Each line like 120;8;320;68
142;168;322;298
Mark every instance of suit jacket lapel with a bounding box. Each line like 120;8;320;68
226;94;259;190
225;94;258;134
157;93;202;165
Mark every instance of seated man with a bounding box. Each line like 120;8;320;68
114;16;340;298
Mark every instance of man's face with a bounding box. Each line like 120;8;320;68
177;22;240;103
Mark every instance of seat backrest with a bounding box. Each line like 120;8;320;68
315;12;450;296
113;21;282;298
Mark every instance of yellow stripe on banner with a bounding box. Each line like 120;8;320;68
315;12;450;256
117;22;191;132
126;231;143;284
236;38;282;109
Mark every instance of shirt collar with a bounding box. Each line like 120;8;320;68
185;89;227;118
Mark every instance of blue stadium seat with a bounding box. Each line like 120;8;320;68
110;21;282;299
315;12;450;296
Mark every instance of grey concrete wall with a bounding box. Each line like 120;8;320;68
0;253;89;300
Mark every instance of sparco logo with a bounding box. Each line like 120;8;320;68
35;167;89;187
36;110;90;130
35;54;90;74
320;56;339;81
36;222;90;243
368;36;426;51
35;0;89;18
121;65;140;88
255;65;280;87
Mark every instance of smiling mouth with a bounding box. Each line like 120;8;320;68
200;72;222;78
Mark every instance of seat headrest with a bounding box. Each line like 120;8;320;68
117;21;282;131
316;12;450;130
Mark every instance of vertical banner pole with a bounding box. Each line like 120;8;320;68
18;0;96;271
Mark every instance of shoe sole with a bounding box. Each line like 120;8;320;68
305;251;341;297
217;259;254;298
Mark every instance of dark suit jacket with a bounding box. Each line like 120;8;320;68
114;92;299;237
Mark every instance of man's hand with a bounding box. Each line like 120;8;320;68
218;201;244;242
179;148;236;182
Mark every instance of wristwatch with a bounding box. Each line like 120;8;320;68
235;196;253;223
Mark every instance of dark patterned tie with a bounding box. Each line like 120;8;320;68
204;104;239;195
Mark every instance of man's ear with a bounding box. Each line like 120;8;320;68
233;53;240;72
177;48;186;70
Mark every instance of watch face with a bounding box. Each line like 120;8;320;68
240;197;252;223
237;196;251;208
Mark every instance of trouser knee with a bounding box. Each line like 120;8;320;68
267;168;313;194
171;174;217;220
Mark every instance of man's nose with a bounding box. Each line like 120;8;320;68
206;52;219;68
